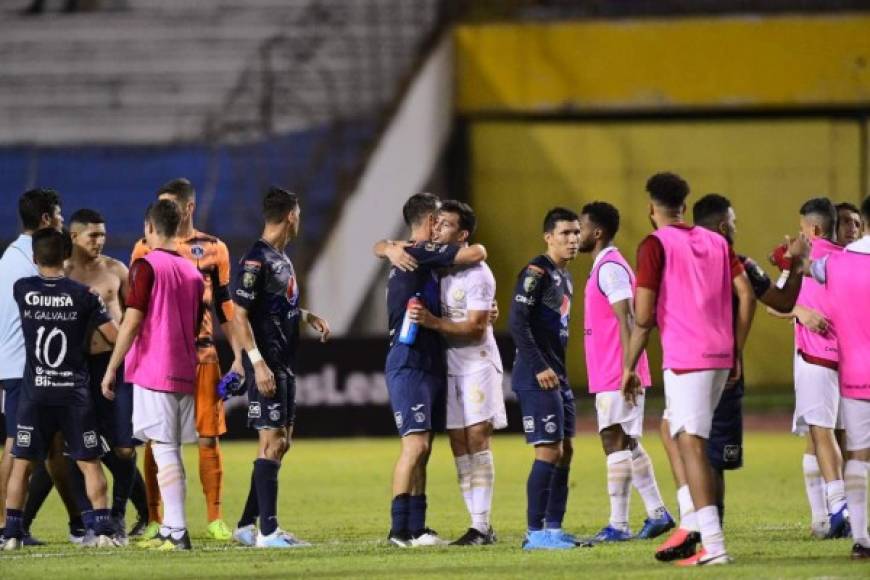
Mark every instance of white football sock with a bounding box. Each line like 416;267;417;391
606;450;632;531
696;505;726;556
151;442;187;530
845;460;869;548
630;444;667;518
802;454;828;523
677;485;699;532
470;450;495;534
826;479;847;515
455;454;473;524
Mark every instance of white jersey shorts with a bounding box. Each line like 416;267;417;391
841;397;870;451
133;385;197;445
663;369;729;439
446;364;507;430
792;353;843;435
595;390;645;438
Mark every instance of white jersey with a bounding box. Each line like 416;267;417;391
440;261;503;376
0;234;36;380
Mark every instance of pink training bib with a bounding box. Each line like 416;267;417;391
824;251;870;400
795;237;841;364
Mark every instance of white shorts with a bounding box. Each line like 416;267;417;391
663;369;729;439
793;353;842;435
133;386;197;445
841;397;870;451
445;365;507;430
596;390;645;438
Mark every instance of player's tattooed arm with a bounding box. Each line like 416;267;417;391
233;304;276;397
101;308;145;401
373;239;418;272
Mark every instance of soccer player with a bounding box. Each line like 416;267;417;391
509;207;581;551
402;200;506;545
576;201;674;542
373;192;486;547
663;194;809;533
621;173;754;566
230;188;329;548
130;178;242;540
836;202;862;247
0;188;83;546
810;195;870;559
3;228;120;550
66;208;148;540
102;200;204;551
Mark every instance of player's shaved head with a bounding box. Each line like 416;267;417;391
32;227;67;267
646;172;690;210
156;177;196;203
403;193;440;228
800;197;837;239
69;208;105;230
263;187;299;224
145;199;181;238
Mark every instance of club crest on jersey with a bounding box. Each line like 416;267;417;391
452;288;465;302
16;430;31;448
83;431;98;449
190;245;205;259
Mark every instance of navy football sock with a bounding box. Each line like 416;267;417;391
544;465;570;529
527;460;557;531
390;494;410;535
128;467;148;521
103;452;136;519
253;459;281;536
92;508;114;536
237;471;258;528
408;494;427;536
5;509;24;539
22;462;54;530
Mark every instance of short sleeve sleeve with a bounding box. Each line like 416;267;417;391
465;270;495;311
597;262;633;304
125;259;154;313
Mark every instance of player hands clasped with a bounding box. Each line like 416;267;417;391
230;188;329;549
4;229;120;550
576;202;674;544
509;208;582;551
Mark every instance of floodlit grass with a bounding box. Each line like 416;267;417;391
1;433;865;578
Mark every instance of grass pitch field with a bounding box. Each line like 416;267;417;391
1;432;865;579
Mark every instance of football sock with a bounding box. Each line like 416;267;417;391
845;460;869;548
254;459;280;536
677;484;699;531
151;442;187;530
103;451;136;520
802;454;828;524
630;444;667;518
544;465;570;530
199;443;224;522
390;493;410;535
129;467;149;521
527;460;556;531
409;494;427;536
4;509;24;539
826;479;847;515
143;442;162;523
696;505;726;556
237;471;259;528
606;450;632;531
92;508;114;536
454;454;473;523
22;461;55;530
470;450;494;534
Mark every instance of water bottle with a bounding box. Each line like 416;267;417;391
398;295;422;345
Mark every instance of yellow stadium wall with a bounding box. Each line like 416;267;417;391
471;119;864;389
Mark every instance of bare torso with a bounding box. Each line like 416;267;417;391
66;255;128;353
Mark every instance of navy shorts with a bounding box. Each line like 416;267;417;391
386;367;446;437
516;386;576;445
248;370;296;430
2;379;23;440
12;397;103;461
89;353;136;448
707;379;743;471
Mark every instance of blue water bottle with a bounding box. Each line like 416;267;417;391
398;295;422;345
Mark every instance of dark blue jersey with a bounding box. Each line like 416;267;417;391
509;255;573;391
233;240;300;374
14;275;112;405
385;241;459;374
